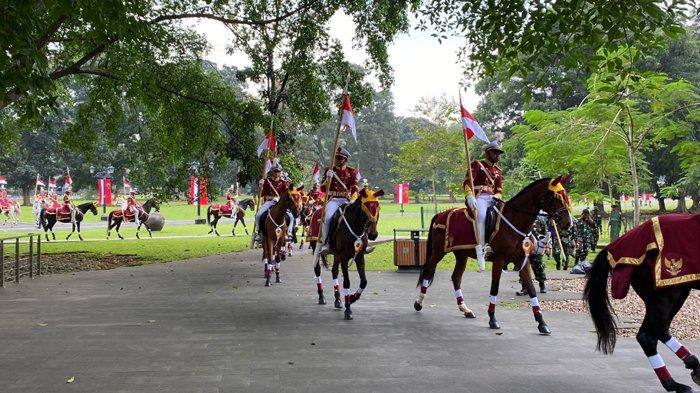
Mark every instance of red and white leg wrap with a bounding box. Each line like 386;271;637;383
416;279;429;305
333;278;340;292
488;295;497;313
455;289;465;305
530;297;541;314
664;337;693;361
275;262;280;272
316;276;323;291
343;288;351;304
648;354;673;382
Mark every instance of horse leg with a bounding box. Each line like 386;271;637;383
314;260;326;305
147;224;152;238
66;222;75;240
659;288;699;387
339;256;353;320
241;218;249;235
414;231;444;312
117;222;124;240
452;251;475;318
488;259;504;329
518;266;551;334
208;215;216;235
349;254;367;305
275;244;282;283
77;221;83;241
264;238;273;287
332;259;342;309
135;222;141;239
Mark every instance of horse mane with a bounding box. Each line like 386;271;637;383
506;178;551;203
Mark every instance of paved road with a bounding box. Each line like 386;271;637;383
0;249;696;393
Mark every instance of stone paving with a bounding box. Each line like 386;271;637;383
0;248;697;393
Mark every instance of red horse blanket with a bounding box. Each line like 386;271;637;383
431;206;505;253
608;214;700;299
210;203;238;216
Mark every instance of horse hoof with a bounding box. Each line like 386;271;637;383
414;301;423;311
691;369;700;386
465;311;476;319
118;235;124;240
334;299;342;309
344;310;353;320
79;236;84;241
275;277;281;284
264;279;271;287
65;236;70;241
318;296;326;305
489;319;501;329
538;323;552;335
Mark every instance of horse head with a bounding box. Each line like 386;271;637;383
144;198;160;213
358;188;384;240
88;202;98;215
544;175;573;230
286;184;304;216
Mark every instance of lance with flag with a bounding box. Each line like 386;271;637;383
251;118;277;247
459;90;490;271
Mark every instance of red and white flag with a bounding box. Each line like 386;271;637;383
48;177;57;189
341;94;357;142
263;158;272;177
123;177;131;189
460;103;489;143
36;175;45;187
355;168;362;182
312;162;320;183
256;129;277;157
0;176;7;185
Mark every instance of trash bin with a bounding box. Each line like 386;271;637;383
393;228;428;271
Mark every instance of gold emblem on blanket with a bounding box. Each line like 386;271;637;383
664;258;683;276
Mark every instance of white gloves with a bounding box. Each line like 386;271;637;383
326;169;334;178
466;195;477;210
259;179;265;186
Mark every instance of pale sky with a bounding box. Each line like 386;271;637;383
194;12;480;118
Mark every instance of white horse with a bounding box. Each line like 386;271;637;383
2;200;21;226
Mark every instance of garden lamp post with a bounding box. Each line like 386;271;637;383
190;161;206;224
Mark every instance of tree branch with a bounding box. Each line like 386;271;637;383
49;43;108;80
148;1;319;27
37;13;71;48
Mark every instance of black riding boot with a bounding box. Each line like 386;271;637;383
539;280;547;294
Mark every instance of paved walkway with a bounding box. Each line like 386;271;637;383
0;249;697;393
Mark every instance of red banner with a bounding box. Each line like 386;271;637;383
188;176;196;204
394;182;409;204
198;176;208;205
97;178;113;205
188;176;208;204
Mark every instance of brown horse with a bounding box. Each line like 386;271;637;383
261;184;303;287
312;188;384;320
414;177;572;334
585;214;700;393
207;198;255;236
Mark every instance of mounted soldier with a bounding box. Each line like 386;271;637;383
464;139;504;269
255;165;290;240
124;191;141;226
225;186;237;211
318;147;358;255
61;190;75;222
307;182;323;206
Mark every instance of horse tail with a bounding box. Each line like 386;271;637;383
417;214;439;287
107;211;113;230
206;205;212;225
583;247;616;354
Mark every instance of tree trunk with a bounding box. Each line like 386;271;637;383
22;187;31;206
653;181;666;212
594;199;605;215
691;193;699;212
627;143;640;227
675;192;687;212
431;176;438;214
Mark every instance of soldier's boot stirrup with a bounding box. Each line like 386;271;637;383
475;245;486;271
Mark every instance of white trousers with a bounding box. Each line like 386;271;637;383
476;194;494;245
255;200;277;224
321;198;348;244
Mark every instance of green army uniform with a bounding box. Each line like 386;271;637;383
609;209;623;242
574;216;597;264
517;215;551;295
551;222;573;270
591;207;601;247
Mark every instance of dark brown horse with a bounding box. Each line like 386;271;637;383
40;202;98;241
261;185;303;287
106;198;159;240
207;198;255;236
585;214;700;393
312;188;384;320
414;177;572;334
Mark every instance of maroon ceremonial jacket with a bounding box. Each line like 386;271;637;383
262;178;289;201
463;159;503;197
321;165;358;198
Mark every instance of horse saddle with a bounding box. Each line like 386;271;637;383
326;204;350;251
213;203;238;215
114;209;138;221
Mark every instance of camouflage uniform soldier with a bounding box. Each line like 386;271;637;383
573;209;597;264
517;213;552;296
551;220;573;270
591;206;602;246
609;204;624;242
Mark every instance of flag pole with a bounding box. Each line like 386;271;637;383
314;73;351;261
460;90;484;272
251;117;275;247
550;218;566;267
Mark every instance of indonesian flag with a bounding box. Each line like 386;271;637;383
63;173;72;188
0;176;6;185
341;94;357;142
188;176;198;204
123;177;131;189
256;129;277;157
355;168;362;181
460;104;490;143
48;177;57;189
36;175;45;187
312;162;320;183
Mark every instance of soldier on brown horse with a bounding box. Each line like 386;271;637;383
585;213;700;393
414;176;572;334
207;197;255;236
40;201;98;241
